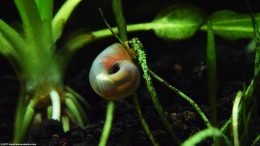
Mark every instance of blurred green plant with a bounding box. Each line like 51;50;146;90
0;0;87;142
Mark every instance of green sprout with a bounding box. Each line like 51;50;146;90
0;0;87;142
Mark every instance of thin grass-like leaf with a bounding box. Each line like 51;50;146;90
65;92;89;124
52;0;81;42
0;19;26;57
62;33;95;51
64;98;84;127
232;91;243;146
62;116;70;132
251;135;260;146
98;101;115;146
35;0;53;20
206;21;217;125
181;127;232;146
35;0;54;50
133;94;159;146
13;99;37;143
149;69;212;128
220;118;231;133
13;94;27;143
66;86;91;109
14;0;44;50
0;34;17;57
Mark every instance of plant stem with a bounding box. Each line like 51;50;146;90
133;93;159;146
52;0;81;41
220;118;231;133
149;69;212;128
63;22;154;51
232;91;243;146
13;99;36;143
98;101;115;146
112;0;128;41
62;116;70;132
130;38;181;145
92;23;153;40
65;91;89;124
64;97;85;127
207;21;217;126
251;134;260;146
50;89;61;121
181;127;232;146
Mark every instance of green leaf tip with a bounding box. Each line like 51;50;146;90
153;4;205;40
52;0;81;42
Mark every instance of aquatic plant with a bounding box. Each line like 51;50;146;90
0;0;87;142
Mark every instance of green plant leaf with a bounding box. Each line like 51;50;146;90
181;127;232;146
0;19;26;58
35;0;54;47
203;10;260;40
35;0;53;21
153;4;205;40
52;0;81;42
232;91;243;146
0;33;16;56
14;0;44;50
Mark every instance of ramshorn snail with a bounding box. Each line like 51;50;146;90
89;43;140;100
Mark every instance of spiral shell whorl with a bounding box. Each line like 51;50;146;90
89;43;140;100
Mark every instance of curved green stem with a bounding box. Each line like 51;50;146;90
63;22;153;51
232;91;243;146
13;99;37;143
181;127;232;146
133;94;159;146
149;69;212;128
129;38;180;144
52;0;81;41
98;101;115;146
64;97;85;127
251;134;260;146
65;91;88;124
220;118;231;133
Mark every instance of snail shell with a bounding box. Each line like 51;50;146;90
89;43;140;100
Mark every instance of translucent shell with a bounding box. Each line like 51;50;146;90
89;43;140;100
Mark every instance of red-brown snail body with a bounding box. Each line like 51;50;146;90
89;43;140;100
